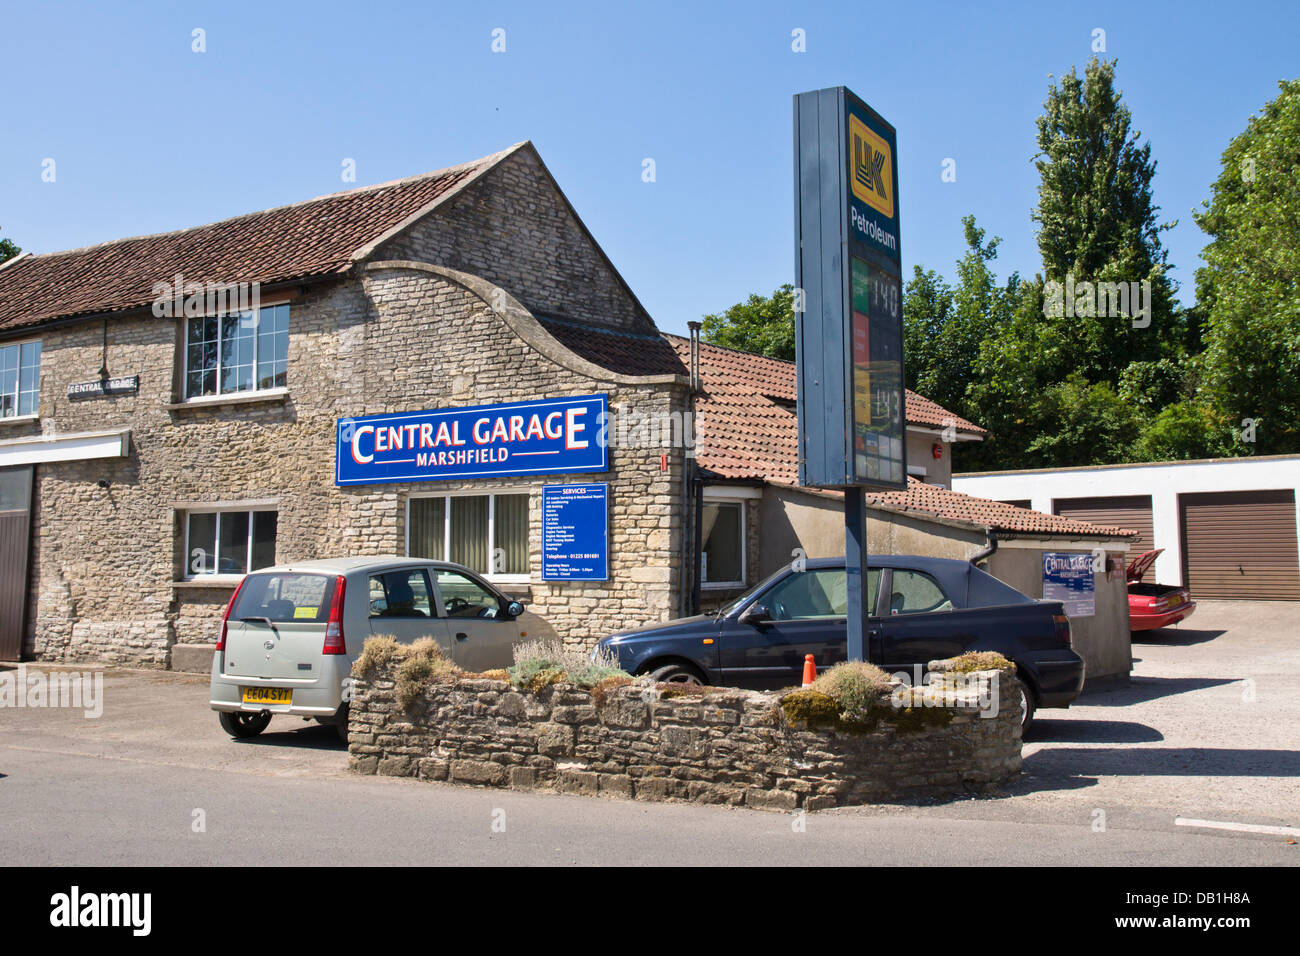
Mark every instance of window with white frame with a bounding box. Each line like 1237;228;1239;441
0;340;41;418
701;499;744;587
184;304;289;400
184;509;277;577
408;492;529;580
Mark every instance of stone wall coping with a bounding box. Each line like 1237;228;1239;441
364;260;689;390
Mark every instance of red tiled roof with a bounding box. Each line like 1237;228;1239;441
657;335;987;486
0;147;519;332
863;478;1136;538
653;336;1131;540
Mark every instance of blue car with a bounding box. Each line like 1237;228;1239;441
594;555;1085;731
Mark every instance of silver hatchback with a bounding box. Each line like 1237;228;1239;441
209;556;548;739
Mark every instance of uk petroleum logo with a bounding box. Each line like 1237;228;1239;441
849;113;894;218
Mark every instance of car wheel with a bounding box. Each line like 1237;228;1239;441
219;710;272;739
1015;678;1036;737
335;704;350;744
647;663;706;686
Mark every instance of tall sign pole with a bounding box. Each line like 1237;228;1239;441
793;87;906;661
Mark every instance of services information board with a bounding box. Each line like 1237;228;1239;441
794;86;906;489
541;483;609;581
336;394;607;486
1042;552;1096;618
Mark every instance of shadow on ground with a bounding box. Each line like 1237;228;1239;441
1074;676;1239;707
227;722;347;751
1025;718;1163;744
1132;628;1227;647
1011;746;1300;795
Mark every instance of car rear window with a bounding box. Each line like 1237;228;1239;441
232;573;336;623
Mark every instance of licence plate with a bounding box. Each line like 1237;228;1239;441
1166;595;1183;609
242;687;292;705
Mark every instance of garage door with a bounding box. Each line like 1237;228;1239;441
1054;495;1155;553
0;466;34;660
1180;490;1300;600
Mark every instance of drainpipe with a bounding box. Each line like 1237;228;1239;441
686;321;703;616
970;529;998;567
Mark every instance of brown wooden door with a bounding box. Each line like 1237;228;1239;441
1055;494;1156;554
0;466;34;660
1180;490;1300;600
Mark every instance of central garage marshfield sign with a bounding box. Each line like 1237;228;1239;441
794;86;907;661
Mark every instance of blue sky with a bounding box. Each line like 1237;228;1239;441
1;0;1296;335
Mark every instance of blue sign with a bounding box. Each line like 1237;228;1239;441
336;395;608;486
541;483;609;581
1042;552;1096;618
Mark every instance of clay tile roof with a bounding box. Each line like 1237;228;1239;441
657;335;987;486
652;335;1131;540
0;146;521;333
864;478;1137;538
537;316;687;377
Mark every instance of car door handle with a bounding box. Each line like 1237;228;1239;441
455;632;468;641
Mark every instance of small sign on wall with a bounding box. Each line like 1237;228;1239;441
67;375;139;400
1043;552;1096;618
541;483;609;581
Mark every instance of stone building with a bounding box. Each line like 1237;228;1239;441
0;141;1135;682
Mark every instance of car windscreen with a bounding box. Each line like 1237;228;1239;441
966;565;1033;607
232;573;337;623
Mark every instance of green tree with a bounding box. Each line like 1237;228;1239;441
1193;78;1300;456
1032;57;1182;384
0;230;19;265
904;215;1018;418
700;284;795;360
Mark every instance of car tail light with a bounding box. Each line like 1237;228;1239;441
216;577;246;652
323;575;347;655
1053;614;1071;646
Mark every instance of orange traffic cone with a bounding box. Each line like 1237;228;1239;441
801;654;817;687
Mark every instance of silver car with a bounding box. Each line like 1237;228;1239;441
209;556;546;740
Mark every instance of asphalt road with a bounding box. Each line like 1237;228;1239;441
2;600;1296;866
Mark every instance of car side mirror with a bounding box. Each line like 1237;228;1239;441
739;603;770;626
505;601;525;619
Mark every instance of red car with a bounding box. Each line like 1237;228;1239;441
1127;548;1196;631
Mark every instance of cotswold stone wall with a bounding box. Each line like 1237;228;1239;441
378;146;656;335
348;664;1022;809
22;149;687;668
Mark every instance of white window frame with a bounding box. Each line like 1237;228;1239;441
182;504;278;581
700;496;746;590
0;336;42;421
182;304;289;403
405;489;532;584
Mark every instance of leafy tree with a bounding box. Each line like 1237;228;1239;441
0;230;19;265
905;216;1019;418
700;284;795;360
1193;78;1300;456
961;58;1200;469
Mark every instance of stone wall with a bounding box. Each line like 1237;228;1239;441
18;147;687;668
348;661;1023;809
378;145;656;335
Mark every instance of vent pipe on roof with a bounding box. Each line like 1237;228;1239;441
687;320;702;392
